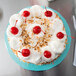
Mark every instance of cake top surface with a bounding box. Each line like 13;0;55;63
7;5;67;64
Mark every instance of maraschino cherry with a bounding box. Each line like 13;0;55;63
33;26;41;34
10;20;19;35
44;6;52;17
56;32;64;39
22;11;30;17
45;10;53;17
44;50;52;58
21;49;30;57
11;27;19;35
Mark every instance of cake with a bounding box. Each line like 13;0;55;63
6;5;67;65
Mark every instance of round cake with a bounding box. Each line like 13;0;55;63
6;5;67;65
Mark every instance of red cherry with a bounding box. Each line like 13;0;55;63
45;10;52;17
22;49;30;57
33;26;41;34
10;27;19;35
22;11;30;17
44;50;52;58
56;32;64;39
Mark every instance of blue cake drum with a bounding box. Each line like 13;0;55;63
5;5;71;71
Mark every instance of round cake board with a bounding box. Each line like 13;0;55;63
5;6;71;71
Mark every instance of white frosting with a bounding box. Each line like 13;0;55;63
25;23;45;47
51;18;64;31
29;38;38;47
26;23;45;38
41;46;55;62
19;8;32;20
7;25;22;38
42;9;56;20
52;30;67;41
30;5;43;17
33;17;43;24
9;14;24;27
9;37;24;50
48;30;67;54
48;40;65;54
18;47;41;64
7;5;67;64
